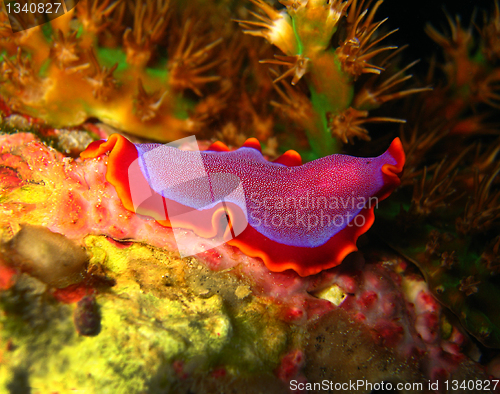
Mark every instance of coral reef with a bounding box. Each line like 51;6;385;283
0;0;427;159
237;0;429;158
0;130;495;392
0;0;225;142
0;0;500;392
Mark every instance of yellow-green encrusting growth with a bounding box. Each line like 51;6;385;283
0;235;290;393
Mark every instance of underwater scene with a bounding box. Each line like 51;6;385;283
0;0;499;392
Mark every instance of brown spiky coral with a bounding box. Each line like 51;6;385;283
374;1;500;349
424;8;500;125
0;0;226;142
238;0;427;157
76;0;124;36
0;0;428;158
134;79;167;122
50;30;82;69
406;143;473;217
480;0;500;62
167;20;223;96
353;59;430;109
327;107;404;144
123;0;170;67
473;68;500;109
0;47;40;90
0;47;47;110
335;0;397;78
456;166;500;235
85;49;118;100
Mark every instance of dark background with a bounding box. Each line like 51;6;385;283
378;0;495;74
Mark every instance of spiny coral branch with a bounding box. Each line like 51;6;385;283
85;49;118;100
354;60;432;109
409;153;470;217
424;229;443;258
327;107;405;144
456;165;500;235
480;0;500;61
168;20;222;96
123;0;170;67
481;236;500;273
425;13;480;90
0;48;40;89
425;14;474;63
282;0;352;51
399;119;449;185
458;276;480;296
50;30;81;69
270;75;315;127
450;112;500;135
336;0;396;78
133;79;167;122
473;68;500;108
473;138;500;173
235;0;296;55
77;0;124;35
440;251;457;269
259;55;309;85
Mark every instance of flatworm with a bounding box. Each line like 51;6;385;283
81;134;405;276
